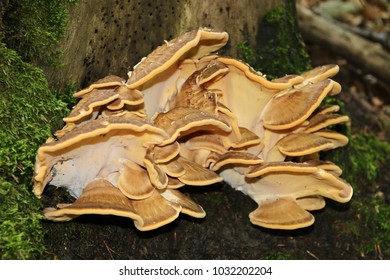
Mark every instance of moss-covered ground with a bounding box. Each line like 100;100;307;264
0;0;74;259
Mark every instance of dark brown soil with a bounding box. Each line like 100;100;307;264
42;183;357;260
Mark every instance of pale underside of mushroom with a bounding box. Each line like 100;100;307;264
33;28;353;231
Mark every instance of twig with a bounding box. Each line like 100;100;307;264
306;250;320;260
297;5;390;84
103;240;116;260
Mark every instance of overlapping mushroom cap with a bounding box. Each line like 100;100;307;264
33;28;353;231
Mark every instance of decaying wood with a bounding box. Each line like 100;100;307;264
297;5;390;84
43;0;287;89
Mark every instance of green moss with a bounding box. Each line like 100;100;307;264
0;181;44;259
325;133;389;193
0;43;69;259
1;0;75;257
326;132;389;259
237;4;311;79
3;0;76;66
262;251;295;260
355;197;389;258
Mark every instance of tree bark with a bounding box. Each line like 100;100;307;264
43;0;287;89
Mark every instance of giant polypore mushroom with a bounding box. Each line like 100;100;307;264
33;28;353;231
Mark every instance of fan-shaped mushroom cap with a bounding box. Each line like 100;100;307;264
213;56;305;90
167;177;185;189
117;159;155;199
131;190;182;231
33;115;167;197
276;131;348;157
305;159;343;176
296;195;326;211
143;148;169;189
211;151;263;171
126;28;229;89
64;85;144;123
250;165;353;203
231;127;261;149
246;162;318;177
314;129;349;146
221;159;352;229
43;179;143;223
249;197;315;230
299;64;339;84
153;142;181;163
43;179;200;231
160;158;187;177
154;107;231;145
261;79;334;130
105;86;144;110
160;189;206;218
182;133;229;154
172;60;229;113
176;157;222;185
74;75;125;98
315;104;341;115
304;113;350;133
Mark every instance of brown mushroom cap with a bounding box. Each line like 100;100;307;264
249;197;315;230
105;87;144;110
176;157;223;185
117;159;155;199
296;195;326;211
305;159;343;176
44;179;191;231
251;166;352;203
166;177;186;189
153;141;181;163
65;89;120;123
304;113;350;133
131;190;182;231
74;75;125;98
276;131;348;157
182;133;229;154
160;189;206;218
154;107;231;145
231;127;261;149
315;104;341;115
313;129;349;147
64;86;144;123
246;162;318;178
43;179;143;223
33;115;167;197
299;64;340;83
126;28;229;89
172;60;229;114
261;79;334;130
211;151;263;171
160;158;187;177
214;56;305;90
221;158;352;230
144;148;169;189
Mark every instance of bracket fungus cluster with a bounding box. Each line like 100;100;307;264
33;28;353;231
